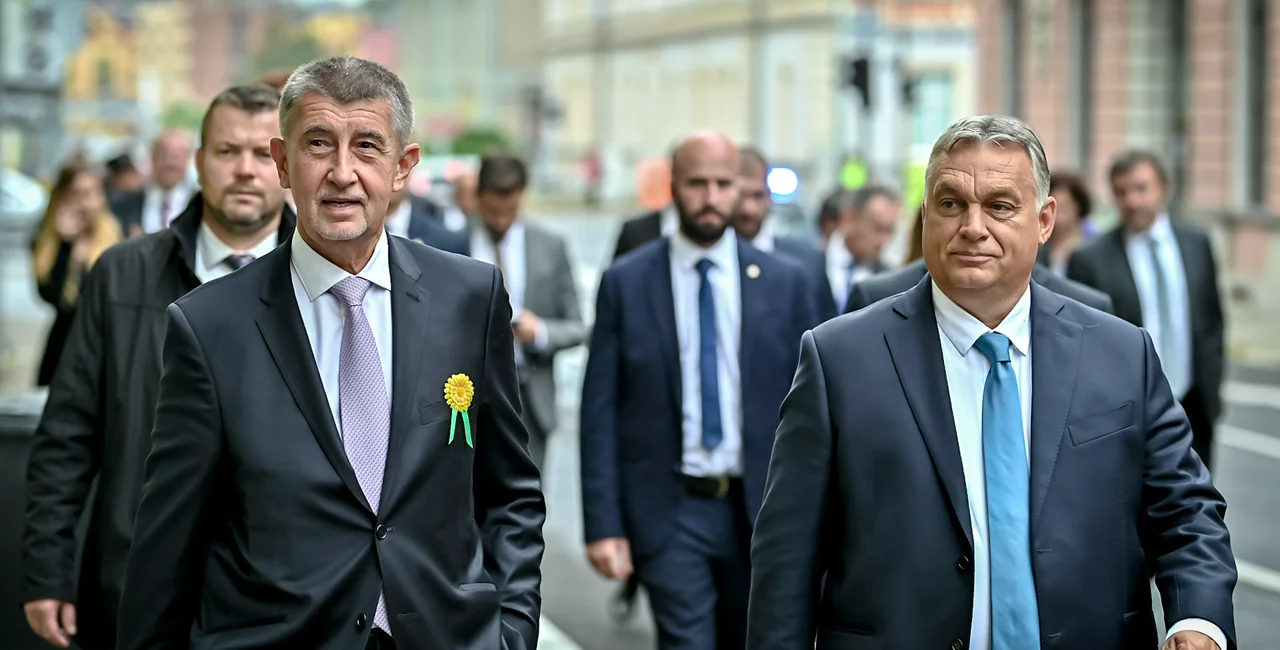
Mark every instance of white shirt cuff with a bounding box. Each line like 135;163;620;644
1166;618;1226;650
528;320;549;352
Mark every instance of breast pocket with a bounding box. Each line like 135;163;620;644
1068;401;1136;447
420;399;453;426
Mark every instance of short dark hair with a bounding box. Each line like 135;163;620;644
200;83;281;145
1108;150;1168;186
738;145;768;180
477;154;528;195
847;184;901;216
1048;171;1093;220
818;189;848;226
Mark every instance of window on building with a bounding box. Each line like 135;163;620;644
1167;0;1189;210
1244;0;1268;206
911;72;956;149
1004;0;1023;117
1069;0;1093;173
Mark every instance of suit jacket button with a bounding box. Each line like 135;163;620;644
957;555;972;572
356;613;367;630
951;640;965;650
376;524;389;540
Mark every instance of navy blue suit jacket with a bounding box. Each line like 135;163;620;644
407;204;470;256
773;235;838;322
747;277;1237;650
581;237;820;557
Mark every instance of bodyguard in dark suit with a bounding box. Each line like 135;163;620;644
384;183;469;255
731;146;837;321
117;57;544;650
611;206;672;261
749;116;1235;650
844;257;1115;314
1067;151;1225;470
823;185;901;313
22;84;294;650
582;131;819;649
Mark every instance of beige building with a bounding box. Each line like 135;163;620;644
541;0;976;202
136;0;197;111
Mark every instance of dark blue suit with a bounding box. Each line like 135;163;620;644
772;235;837;322
582;236;819;647
747;277;1237;650
405;203;469;256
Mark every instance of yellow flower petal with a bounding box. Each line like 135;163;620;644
444;373;474;411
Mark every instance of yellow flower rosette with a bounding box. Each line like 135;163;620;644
444;374;475;447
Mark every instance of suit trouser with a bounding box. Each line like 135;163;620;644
636;481;751;650
1181;387;1216;471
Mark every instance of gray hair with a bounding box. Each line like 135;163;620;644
924;115;1051;209
279;56;414;148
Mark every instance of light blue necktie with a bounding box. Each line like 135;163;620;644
695;259;722;450
974;332;1040;649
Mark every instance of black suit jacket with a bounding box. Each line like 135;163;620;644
22;197;294;649
773;236;839;321
611;210;663;261
581;238;820;555
845;258;1115;315
405;202;470;256
117;237;545;650
748;279;1236;650
1066;223;1225;419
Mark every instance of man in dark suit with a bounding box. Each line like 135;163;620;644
22;83;294;650
844;257;1115;314
824;185;901;313
1067;151;1225;470
731;146;837;321
582;131;819;649
611;205;673;261
117;56;545;650
466;154;586;470
110;130;196;237
385;182;469;255
748;116;1235;650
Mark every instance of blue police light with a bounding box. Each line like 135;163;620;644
767;167;799;203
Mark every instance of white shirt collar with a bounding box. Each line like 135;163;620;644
385;199;413;238
826;231;853;267
196;219;277;273
670;227;737;273
750;217;777;252
290;227;393;302
1124;212;1174;244
659;204;679;237
931;280;1032;359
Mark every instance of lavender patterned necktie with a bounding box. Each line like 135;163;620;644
328;276;391;634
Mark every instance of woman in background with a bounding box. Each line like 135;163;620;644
31;160;122;386
1041;171;1093;275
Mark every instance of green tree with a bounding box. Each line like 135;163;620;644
162;101;204;132
251;17;326;79
450;127;510;157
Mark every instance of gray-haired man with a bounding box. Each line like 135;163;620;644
747;115;1236;650
117;56;546;650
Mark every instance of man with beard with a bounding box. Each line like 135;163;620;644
21;83;294;650
580;131;819;649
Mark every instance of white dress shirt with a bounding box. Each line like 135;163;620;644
141;183;195;233
748;217;777;252
933;281;1224;650
670;229;743;477
289;229;395;430
469;221;547;365
192;221;278;284
384;199;413;239
1124;213;1193;399
826;234;876;311
659;204;679;237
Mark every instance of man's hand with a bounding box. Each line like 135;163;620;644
586;537;633;580
512;310;544;345
23;599;76;648
1163;631;1221;650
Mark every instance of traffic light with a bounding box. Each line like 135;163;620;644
845;56;871;108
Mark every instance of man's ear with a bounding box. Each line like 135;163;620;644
1037;195;1057;246
270;137;291;190
393;143;422;193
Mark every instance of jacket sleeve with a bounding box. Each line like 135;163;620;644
579;269;626;543
475;265;547;650
117;304;224;650
21;256;112;603
528;238;586;358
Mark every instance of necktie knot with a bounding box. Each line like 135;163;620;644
222;254;254;271
329;276;372;307
974;331;1012;365
695;258;715;277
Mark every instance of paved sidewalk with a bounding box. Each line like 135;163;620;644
1226;303;1280;369
539;617;582;650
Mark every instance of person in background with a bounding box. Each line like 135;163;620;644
21;83;294;650
825;185;902;313
384;178;469;254
29;160;122;387
904;205;925;265
103;154;145;206
110;130;195;237
813;189;845;250
731;146;835;321
1038;171;1092;275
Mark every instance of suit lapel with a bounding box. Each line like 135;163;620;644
1171;223;1205;312
736;242;772;388
883;279;972;548
381;238;434;506
1028;283;1082;531
1103;229;1143;323
647;241;682;411
255;244;372;512
522;226;550;313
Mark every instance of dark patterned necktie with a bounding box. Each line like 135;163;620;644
222;254;254;271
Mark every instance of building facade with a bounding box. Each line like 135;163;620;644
977;0;1280;300
540;0;976;205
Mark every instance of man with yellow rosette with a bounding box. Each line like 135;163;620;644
117;57;546;650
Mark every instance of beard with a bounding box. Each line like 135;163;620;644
205;191;281;236
676;202;730;246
